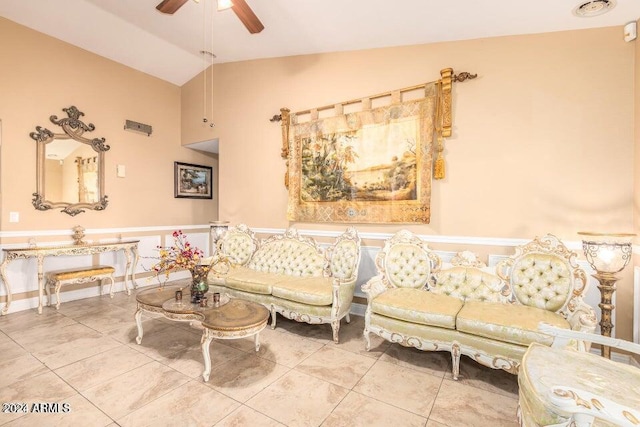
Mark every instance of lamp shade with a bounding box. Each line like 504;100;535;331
210;221;230;242
578;232;635;274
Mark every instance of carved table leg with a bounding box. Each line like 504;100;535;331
254;332;261;352
55;283;62;310
0;257;11;315
135;308;144;344
130;245;139;290
123;248;132;295
45;278;52;307
201;329;214;382
37;255;45;314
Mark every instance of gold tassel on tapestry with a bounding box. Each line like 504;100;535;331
434;136;445;180
433;75;448;180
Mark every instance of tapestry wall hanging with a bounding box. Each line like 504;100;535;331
278;68;475;224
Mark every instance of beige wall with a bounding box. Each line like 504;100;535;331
185;27;634;238
0;17;218;233
183;26;637;340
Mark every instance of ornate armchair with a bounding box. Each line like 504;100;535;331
518;324;640;427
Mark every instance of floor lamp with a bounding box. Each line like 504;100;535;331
578;232;635;358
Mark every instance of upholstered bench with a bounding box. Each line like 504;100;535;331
45;265;117;311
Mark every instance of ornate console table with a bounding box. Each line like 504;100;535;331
0;240;139;315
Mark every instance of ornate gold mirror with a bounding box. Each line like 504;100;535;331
30;106;109;216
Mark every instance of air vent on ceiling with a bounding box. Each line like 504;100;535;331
573;0;616;17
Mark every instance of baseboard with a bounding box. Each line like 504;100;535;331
0;277;160;316
349;302;366;317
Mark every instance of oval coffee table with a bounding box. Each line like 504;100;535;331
135;284;269;382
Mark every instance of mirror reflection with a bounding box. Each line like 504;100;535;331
44;140;100;204
30;106;109;216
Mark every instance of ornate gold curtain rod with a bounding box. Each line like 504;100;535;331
276;68;477;186
270;69;476;122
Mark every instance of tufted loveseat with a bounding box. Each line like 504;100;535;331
208;224;361;343
363;230;597;379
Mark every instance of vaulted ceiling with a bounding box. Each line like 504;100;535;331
1;0;639;86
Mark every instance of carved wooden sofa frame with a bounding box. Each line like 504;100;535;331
363;230;597;379
209;224;361;343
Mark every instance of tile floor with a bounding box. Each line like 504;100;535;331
0;288;520;426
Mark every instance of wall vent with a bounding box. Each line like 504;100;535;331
124;120;152;136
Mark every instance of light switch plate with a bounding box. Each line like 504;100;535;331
117;165;126;178
9;212;19;223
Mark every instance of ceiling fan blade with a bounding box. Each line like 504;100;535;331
156;0;190;14
231;0;264;34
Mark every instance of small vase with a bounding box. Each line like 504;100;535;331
189;266;209;304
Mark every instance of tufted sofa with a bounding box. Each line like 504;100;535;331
208;224;361;343
363;230;597;379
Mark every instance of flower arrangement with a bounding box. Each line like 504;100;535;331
152;230;206;280
150;231;229;300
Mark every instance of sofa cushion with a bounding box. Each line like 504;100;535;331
456;301;570;347
383;244;434;289
271;277;333;306
371;288;463;329
330;239;358;279
221;230;258;265
511;253;572;312
432;266;507;303
248;241;326;277
225;266;284;294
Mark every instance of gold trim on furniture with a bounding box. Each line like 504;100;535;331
0;240;139;315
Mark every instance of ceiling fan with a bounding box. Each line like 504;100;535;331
156;0;264;34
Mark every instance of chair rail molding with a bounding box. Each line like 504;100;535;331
0;224;208;239
2;226;629;253
253;227;578;249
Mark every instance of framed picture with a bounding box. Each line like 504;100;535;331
174;162;213;199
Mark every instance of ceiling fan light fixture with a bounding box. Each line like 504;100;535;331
217;0;233;11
